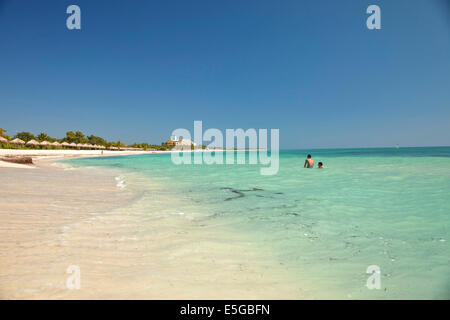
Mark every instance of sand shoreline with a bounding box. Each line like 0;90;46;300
0;149;165;168
0;158;139;299
0;148;232;169
0;150;159;169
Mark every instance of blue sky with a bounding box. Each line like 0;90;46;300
0;0;449;148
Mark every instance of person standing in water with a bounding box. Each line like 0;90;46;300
304;154;314;168
318;162;324;169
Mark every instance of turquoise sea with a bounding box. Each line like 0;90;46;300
66;147;450;299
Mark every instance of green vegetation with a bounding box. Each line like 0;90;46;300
0;128;174;150
36;132;56;142
130;142;173;151
0;128;11;149
0;128;10;140
63;131;88;144
87;135;108;146
15;132;36;142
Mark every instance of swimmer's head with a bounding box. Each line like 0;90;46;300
318;162;323;167
307;154;311;159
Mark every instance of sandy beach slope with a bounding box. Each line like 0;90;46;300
0;148;173;169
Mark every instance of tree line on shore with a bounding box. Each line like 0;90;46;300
0;128;173;151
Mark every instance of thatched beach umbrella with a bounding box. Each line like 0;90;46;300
61;142;70;147
40;141;51;146
76;143;84;148
0;136;8;143
10;138;25;145
26;139;39;146
51;141;61;147
69;142;77;148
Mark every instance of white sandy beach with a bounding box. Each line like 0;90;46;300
0;148;161;161
0;148;193;169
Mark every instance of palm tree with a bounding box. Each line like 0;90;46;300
0;128;11;140
37;132;56;142
14;132;36;142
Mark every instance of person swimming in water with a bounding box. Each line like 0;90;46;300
304;154;314;168
318;162;324;169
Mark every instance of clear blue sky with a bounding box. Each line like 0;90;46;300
1;0;449;148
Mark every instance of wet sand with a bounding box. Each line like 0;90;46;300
0;160;136;298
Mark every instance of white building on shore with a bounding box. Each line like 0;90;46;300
166;136;198;147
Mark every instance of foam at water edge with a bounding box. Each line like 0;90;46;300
115;176;126;189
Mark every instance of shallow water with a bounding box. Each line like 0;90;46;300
0;164;137;299
1;162;299;299
67;147;450;299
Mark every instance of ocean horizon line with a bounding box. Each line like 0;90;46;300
280;145;450;151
